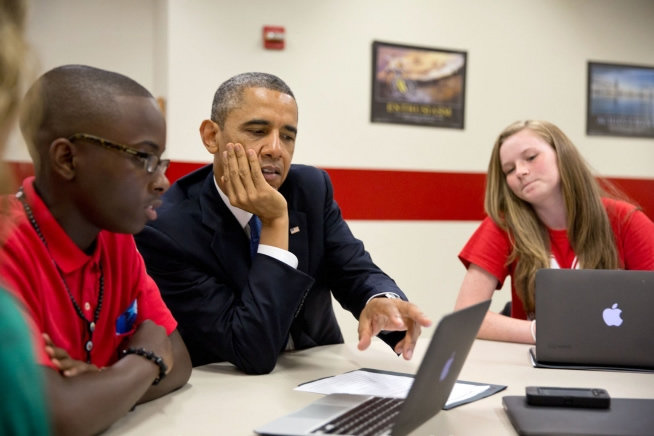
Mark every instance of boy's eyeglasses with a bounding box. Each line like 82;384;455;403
68;133;170;175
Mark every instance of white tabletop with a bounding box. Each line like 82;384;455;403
104;339;654;435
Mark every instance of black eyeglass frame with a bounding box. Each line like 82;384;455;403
68;133;170;175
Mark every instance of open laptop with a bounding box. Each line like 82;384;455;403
532;269;654;371
254;299;491;436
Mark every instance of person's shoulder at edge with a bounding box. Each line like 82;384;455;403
458;215;511;279
601;196;638;210
462;215;509;248
0;289;51;436
601;196;645;222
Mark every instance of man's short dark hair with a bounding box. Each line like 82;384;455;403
19;64;154;160
210;72;295;129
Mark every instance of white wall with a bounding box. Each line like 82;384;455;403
5;0;158;161
15;0;654;342
162;0;654;178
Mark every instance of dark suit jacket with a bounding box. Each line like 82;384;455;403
135;164;406;374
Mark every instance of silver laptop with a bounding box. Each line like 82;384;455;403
532;269;654;371
254;299;491;436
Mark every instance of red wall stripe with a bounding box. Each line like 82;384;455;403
8;161;654;222
165;161;208;186
325;168;487;221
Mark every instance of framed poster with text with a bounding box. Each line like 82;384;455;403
371;41;467;129
587;61;654;138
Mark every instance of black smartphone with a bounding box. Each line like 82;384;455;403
525;386;610;409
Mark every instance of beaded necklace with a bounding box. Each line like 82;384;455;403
16;187;104;364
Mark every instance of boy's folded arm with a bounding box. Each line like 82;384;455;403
137;329;192;404
44;353;160;436
44;328;191;436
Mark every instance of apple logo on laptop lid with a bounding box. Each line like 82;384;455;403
602;303;623;327
440;351;455;381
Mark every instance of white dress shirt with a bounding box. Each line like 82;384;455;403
214;177;298;268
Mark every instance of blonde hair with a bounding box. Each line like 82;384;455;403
485;120;621;315
0;0;29;194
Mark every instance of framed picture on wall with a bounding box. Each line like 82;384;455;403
371;41;467;129
587;61;654;138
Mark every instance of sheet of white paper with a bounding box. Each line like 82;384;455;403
447;383;490;406
294;370;490;407
296;370;412;398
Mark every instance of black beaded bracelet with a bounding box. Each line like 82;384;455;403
122;347;168;385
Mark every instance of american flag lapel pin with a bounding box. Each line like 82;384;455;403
290;226;300;234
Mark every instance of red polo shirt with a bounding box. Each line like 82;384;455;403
459;198;654;320
0;177;177;369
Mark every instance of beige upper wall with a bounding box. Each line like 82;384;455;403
164;0;654;177
4;0;158;161
9;0;654;178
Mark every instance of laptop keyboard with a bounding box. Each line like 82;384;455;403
311;396;404;435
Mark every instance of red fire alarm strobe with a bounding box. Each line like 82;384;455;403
263;26;285;50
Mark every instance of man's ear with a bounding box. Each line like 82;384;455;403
49;138;76;180
200;120;221;155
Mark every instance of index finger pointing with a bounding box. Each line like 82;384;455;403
400;303;432;328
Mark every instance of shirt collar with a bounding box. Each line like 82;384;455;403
22;177;100;273
213;175;252;230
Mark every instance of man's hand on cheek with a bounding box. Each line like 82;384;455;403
221;143;287;221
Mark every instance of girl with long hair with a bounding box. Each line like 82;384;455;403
454;120;654;343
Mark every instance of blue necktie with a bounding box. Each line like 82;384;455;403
249;215;261;259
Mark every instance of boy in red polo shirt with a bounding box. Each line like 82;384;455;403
0;65;191;436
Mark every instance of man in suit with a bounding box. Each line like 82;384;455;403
135;72;431;374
